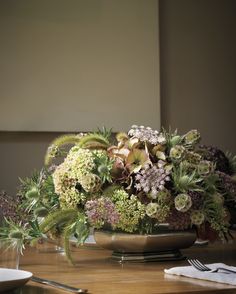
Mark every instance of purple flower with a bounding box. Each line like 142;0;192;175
85;197;119;227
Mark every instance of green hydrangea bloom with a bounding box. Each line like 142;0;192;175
65;147;95;177
53;147;97;207
111;189;145;232
111;189;129;202
59;188;86;209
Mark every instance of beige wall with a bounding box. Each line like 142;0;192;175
0;0;160;195
1;0;236;196
160;0;236;153
0;0;160;132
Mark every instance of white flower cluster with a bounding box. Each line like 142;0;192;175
128;125;166;145
135;161;171;198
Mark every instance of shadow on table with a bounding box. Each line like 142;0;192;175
5;284;64;294
164;273;236;290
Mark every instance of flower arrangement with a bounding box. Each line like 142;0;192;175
1;126;236;263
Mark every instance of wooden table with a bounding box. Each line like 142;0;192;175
16;237;236;294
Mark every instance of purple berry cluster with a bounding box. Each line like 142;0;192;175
0;191;27;224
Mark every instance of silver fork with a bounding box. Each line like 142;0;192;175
187;259;236;274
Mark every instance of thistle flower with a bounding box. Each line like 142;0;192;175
92;150;113;183
170;135;182;147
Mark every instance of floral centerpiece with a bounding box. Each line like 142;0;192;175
1;126;236;263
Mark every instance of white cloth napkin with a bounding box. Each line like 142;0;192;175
164;263;236;286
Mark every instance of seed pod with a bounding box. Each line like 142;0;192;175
9;231;23;239
174;193;192;212
25;187;39;199
170;145;185;160
184;130;200;145
34;207;49;217
98;164;109;174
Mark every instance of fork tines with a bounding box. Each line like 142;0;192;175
187;259;210;271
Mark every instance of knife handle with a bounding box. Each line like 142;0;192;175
31;276;88;293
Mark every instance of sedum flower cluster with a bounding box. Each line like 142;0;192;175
1;126;236;263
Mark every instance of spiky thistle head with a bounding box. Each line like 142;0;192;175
161;128;182;150
0;219;44;254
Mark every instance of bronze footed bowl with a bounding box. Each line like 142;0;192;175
94;228;196;262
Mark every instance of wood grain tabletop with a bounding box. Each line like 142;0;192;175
17;234;236;294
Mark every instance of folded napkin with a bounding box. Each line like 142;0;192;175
164;263;236;286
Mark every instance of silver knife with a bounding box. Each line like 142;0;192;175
31;276;88;293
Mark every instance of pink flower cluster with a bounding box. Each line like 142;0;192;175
85;197;120;228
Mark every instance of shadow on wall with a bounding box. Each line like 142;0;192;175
159;0;236;154
0;132;64;196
